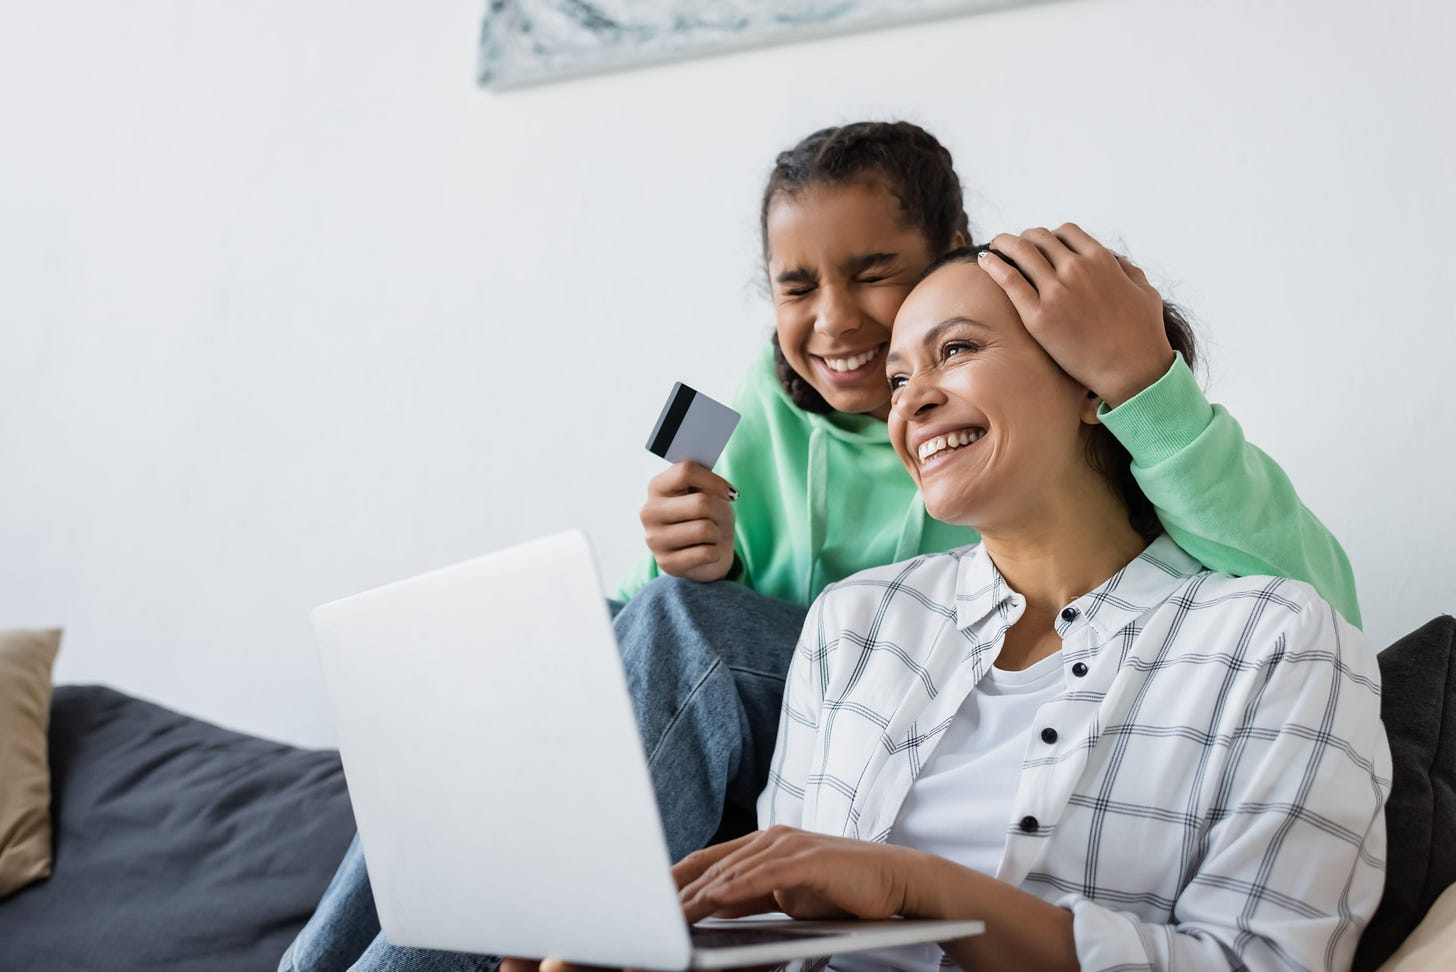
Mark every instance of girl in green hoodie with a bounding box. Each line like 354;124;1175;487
285;122;1361;972
625;122;1358;622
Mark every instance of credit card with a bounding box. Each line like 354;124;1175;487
646;382;741;468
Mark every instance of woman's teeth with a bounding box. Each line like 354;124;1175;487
822;348;880;373
918;428;986;463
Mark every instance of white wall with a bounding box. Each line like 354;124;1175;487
2;0;1452;748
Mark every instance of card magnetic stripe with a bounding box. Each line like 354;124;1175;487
647;384;697;458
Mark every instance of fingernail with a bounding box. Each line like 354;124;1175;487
727;487;739;501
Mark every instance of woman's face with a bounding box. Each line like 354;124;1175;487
886;260;1099;528
765;180;939;420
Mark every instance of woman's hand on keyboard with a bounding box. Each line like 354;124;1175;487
675;827;921;924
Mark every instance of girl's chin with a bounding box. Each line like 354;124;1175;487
815;385;892;416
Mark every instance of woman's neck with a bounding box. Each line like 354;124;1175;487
976;479;1150;669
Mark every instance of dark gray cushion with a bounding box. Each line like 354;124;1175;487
1356;615;1456;971
0;685;356;971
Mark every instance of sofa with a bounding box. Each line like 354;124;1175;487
0;616;1452;971
0;684;356;970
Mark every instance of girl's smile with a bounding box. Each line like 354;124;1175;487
811;343;889;382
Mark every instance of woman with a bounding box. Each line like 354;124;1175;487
665;244;1390;971
516;242;1389;971
283;123;1362;972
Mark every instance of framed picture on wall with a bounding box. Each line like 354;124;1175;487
479;0;1067;89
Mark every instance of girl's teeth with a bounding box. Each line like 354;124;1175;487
824;348;878;372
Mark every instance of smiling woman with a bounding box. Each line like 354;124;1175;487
672;245;1394;971
889;243;1197;547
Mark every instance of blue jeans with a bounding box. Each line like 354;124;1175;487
280;576;807;972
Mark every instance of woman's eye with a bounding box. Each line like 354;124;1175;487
888;375;908;392
942;340;979;359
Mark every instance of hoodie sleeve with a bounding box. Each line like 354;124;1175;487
1098;353;1362;627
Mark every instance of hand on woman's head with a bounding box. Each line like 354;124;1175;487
978;224;1176;407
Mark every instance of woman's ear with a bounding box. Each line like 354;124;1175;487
1080;388;1103;426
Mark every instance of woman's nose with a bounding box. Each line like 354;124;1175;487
895;374;945;420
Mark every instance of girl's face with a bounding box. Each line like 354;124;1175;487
766;180;939;420
886;261;1101;529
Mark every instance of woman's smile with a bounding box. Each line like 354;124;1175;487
914;425;988;468
887;259;1097;527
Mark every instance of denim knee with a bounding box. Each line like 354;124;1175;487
615;586;722;718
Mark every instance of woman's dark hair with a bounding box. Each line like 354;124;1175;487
922;244;1199;543
762;121;972;413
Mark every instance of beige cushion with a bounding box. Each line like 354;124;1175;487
0;628;61;898
1380;882;1456;971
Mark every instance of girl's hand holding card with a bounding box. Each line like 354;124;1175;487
640;383;741;582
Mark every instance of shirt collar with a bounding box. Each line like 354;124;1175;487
954;534;1202;643
954;543;1020;631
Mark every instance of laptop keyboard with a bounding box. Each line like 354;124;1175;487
689;924;844;947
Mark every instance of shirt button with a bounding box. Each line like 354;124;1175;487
1041;727;1058;744
1019;815;1040;833
1071;662;1088;677
1060;607;1078;622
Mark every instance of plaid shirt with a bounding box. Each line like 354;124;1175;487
758;535;1390;971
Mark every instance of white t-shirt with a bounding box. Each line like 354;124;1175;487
833;651;1066;972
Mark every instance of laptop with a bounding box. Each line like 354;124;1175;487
312;530;984;970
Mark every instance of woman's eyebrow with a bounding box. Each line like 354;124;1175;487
886;317;989;365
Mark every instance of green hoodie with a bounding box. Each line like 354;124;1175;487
619;343;1361;627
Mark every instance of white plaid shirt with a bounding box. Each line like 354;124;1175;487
758;535;1390;971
